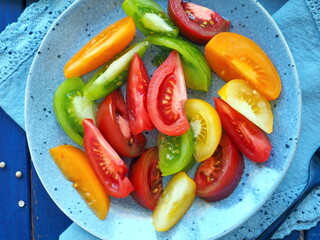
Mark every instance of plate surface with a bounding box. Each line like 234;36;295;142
25;0;301;239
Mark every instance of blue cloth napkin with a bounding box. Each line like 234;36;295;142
1;0;320;239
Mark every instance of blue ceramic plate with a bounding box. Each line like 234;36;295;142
25;0;301;239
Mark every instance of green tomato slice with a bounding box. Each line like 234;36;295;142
157;128;195;176
83;41;148;101
54;77;96;146
122;0;179;37
146;35;212;91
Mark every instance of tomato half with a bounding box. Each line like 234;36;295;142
147;50;189;136
96;89;146;158
218;79;273;133
129;147;163;211
214;98;272;163
64;16;136;78
194;134;244;202
205;32;281;100
49;145;110;220
168;0;230;44
184;99;222;162
83;118;134;198
126;53;154;135
153;172;196;231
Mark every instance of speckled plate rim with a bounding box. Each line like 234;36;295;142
24;0;301;239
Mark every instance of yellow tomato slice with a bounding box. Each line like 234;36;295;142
218;79;274;133
49;145;110;220
153;172;196;231
205;32;281;100
64;16;136;78
184;99;222;162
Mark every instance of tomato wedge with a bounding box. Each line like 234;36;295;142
96;89;146;158
168;0;230;44
83;118;134;198
64;16;136;78
214;97;272;163
184;99;222;162
126;53;154;135
153;172;196;231
218;79;273;133
205;32;281;100
194;133;244;202
129;147;163;210
147;50;189;136
49;145;110;220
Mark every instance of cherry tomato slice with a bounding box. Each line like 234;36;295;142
49;145;110;220
96;89;146;158
214;97;272;163
126;53;154;135
205;32;281;100
194;133;244;202
147;50;189;136
168;0;230;45
129;147;163;211
83;118;134;198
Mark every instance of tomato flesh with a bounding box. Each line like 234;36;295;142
96;89;146;158
194;134;244;202
129;147;163;210
214;97;272;163
147;50;189;136
168;0;230;44
83;118;134;198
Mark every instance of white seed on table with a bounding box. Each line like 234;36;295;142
0;162;5;168
15;171;22;178
18;200;25;208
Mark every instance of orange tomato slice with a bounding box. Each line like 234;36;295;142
49;145;110;220
64;16;136;78
205;32;281;101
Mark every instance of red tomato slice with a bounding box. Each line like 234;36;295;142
194;133;244;202
147;50;189;136
96;89;146;158
126;53;155;135
214;97;272;163
129;147;163;211
168;0;230;44
82;118;134;198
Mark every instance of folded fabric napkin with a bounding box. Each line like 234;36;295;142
0;0;319;239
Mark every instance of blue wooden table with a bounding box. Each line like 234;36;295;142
0;0;320;240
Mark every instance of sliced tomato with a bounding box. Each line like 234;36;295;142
64;16;136;78
126;53;154;135
205;32;281;100
96;89;146;158
184;99;222;162
168;0;230;45
129;147;163;210
147;50;189;136
214;98;272;163
153;172;196;231
83;118;134;198
194;133;244;202
218;79;273;133
49;145;110;219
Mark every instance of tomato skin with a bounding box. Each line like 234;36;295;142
147;50;189;136
64;16;136;78
96;89;146;158
168;0;230;45
214;97;272;163
83;118;134;198
194;134;244;202
129;147;163;211
205;32;281;100
126;53;155;135
49;145;110;220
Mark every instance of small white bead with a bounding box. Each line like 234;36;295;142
15;171;22;178
18;200;25;208
0;162;6;168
